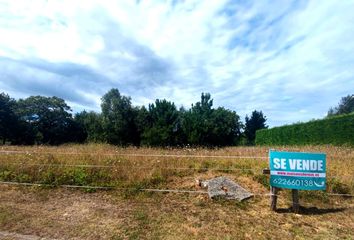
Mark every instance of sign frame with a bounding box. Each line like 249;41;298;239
269;150;326;191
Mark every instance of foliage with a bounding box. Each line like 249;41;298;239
244;110;267;145
101;89;139;145
141;99;182;146
75;111;103;142
15;96;85;144
327;94;354;116
0;93;19;144
182;93;214;145
256;113;354;145
182;93;242;146
1;89;256;147
327;178;351;194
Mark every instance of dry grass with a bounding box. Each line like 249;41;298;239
0;144;353;239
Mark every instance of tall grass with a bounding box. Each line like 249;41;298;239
0;144;352;194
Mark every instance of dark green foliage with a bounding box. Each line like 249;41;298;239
328;94;354;116
327;178;350;194
141;99;182;146
134;106;149;145
209;107;242;146
1;89;244;147
244;110;267;145
182;93;242;146
0;93;20;144
15;96;85;145
256;113;354;145
101;89;139;145
182;93;214;145
75;111;103;142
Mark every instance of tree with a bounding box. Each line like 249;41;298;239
16;96;81;144
182;93;242;146
244;110;267;145
182;93;214;145
141;99;181;146
75;111;103;142
209;107;242;146
327;94;354;116
134;106;149;144
0;93;19;144
101;89;139;145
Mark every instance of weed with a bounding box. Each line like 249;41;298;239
133;210;149;224
0;170;14;181
198;160;215;172
84;187;97;193
298;190;330;203
241;169;254;176
16;173;32;183
327;178;351;194
148;173;167;186
40;170;58;185
57;168;88;186
253;174;270;188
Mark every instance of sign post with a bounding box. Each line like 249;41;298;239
269;150;326;212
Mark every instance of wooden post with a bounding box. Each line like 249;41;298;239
292;189;299;213
270;186;278;211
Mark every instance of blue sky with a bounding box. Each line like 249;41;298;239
0;0;353;126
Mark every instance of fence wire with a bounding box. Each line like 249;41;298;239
0;181;353;198
0;150;353;200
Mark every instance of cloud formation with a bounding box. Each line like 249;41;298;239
0;0;353;126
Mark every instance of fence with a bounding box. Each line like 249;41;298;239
0;150;353;204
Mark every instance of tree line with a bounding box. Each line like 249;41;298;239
0;89;267;146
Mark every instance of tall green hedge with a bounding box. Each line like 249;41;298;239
256;113;354;146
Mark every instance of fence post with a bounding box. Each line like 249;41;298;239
292;189;299;213
270;186;278;211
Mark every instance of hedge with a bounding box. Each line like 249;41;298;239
255;113;354;146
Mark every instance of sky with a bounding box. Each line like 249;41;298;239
0;0;354;127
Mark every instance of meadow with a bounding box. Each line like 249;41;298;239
0;144;353;239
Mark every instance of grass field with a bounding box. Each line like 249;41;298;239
0;144;353;239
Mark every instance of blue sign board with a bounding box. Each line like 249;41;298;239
269;150;326;190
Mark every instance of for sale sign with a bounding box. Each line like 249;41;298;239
269;150;326;190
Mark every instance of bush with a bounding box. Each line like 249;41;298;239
256;113;354;146
327;178;351;194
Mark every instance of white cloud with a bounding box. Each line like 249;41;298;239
0;0;353;126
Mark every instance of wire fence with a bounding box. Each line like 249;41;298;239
1;181;353;198
1;150;353;159
0;150;269;159
0;150;353;199
0;161;352;179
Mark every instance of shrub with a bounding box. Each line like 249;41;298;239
256;113;354;146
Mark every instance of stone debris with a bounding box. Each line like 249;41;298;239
199;176;253;201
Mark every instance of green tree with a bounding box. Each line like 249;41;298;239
16;96;82;144
101;89;138;145
182;93;213;145
244;110;267;145
0;93;19;144
141;99;181;146
182;93;242;146
209;107;242;146
134;106;149;143
75;111;103;142
328;94;354;116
